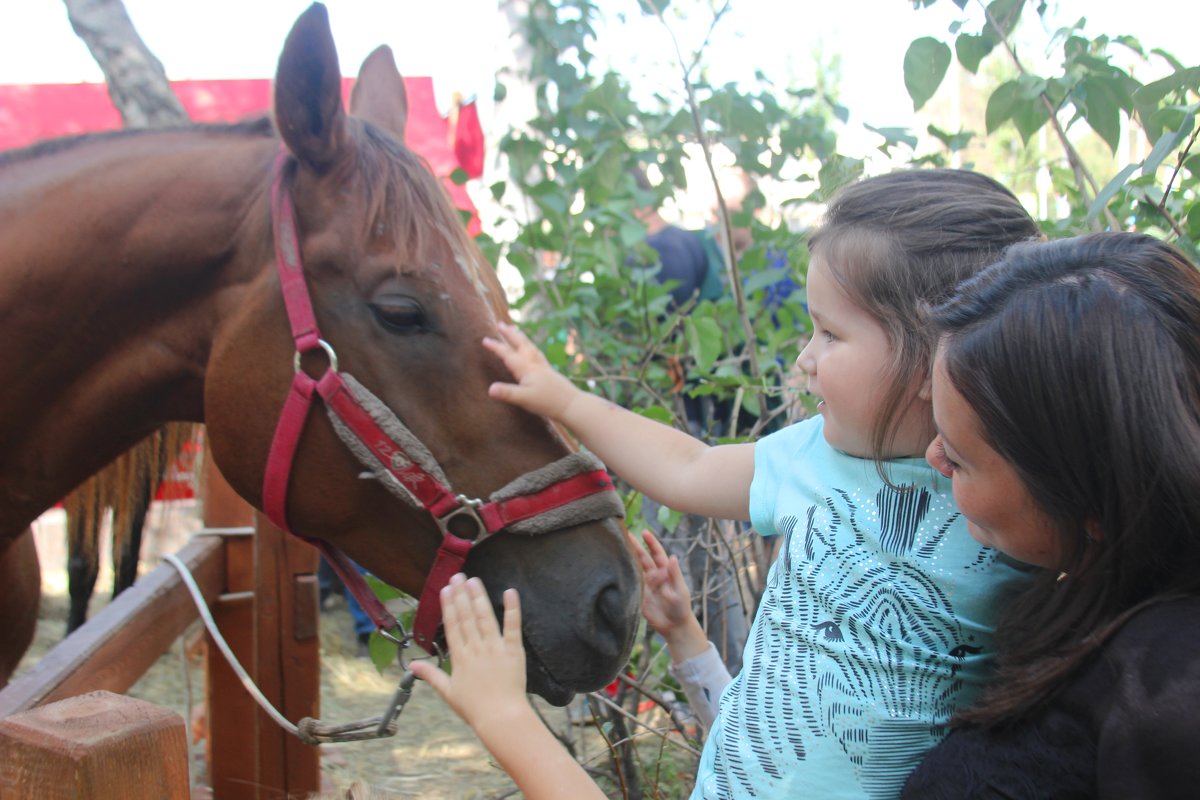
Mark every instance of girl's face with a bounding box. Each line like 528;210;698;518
796;256;930;458
926;351;1066;568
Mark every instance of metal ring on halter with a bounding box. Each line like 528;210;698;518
434;496;489;541
293;338;339;375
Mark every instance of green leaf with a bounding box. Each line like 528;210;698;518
1141;117;1192;175
636;404;674;424
903;37;952;111
1187;204;1200;241
1078;77;1124;153
927;123;975;151
364;574;405;603
368;633;399;674
983;0;1025;40
1087;163;1139;222
1012;93;1051;143
450;167;470;186
985;80;1020;133
684;316;724;371
864;124;919;153
955;34;994;73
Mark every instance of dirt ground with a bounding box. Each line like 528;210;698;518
14;503;634;800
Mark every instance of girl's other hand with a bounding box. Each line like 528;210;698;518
483;322;579;420
409;574;529;735
627;529;711;663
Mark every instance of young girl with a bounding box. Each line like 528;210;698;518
419;169;1041;799
902;232;1200;797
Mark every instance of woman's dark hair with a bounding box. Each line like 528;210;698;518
808;169;1040;470
933;232;1200;727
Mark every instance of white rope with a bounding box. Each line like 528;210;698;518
162;553;302;737
162;552;417;744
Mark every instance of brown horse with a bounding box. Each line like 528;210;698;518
0;3;640;703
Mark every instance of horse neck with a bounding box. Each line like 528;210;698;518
0;131;275;537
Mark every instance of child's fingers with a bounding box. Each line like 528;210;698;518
501;588;523;648
464;577;499;640
624;529;655;573
487;380;519;403
641;529;671;568
497;321;531;351
408;659;451;697
440;574;474;651
666;555;689;593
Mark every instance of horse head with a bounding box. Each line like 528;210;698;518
204;3;640;703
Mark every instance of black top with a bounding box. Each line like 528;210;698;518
642;224;711;309
902;596;1200;799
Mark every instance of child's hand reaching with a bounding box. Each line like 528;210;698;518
408;574;529;737
483;322;580;421
409;573;608;800
628;529;712;664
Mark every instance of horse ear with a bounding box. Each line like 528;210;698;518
350;46;408;142
274;3;348;172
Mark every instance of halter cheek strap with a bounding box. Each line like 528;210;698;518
261;149;623;654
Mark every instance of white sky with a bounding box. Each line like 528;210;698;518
3;1;1194;122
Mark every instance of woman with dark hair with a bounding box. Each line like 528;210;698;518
910;231;1200;798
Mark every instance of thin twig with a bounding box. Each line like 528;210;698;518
650;2;762;381
1157;124;1200;239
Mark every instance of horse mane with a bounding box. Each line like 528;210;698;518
0;117;276;169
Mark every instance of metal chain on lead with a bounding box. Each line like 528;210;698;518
164;550;434;744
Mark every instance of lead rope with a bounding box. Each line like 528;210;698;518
163;552;433;744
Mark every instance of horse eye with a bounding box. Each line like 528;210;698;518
370;298;427;333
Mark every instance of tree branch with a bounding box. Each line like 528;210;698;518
63;0;188;127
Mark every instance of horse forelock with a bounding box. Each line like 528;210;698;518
353;125;503;319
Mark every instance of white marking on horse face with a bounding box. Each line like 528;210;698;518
452;244;499;323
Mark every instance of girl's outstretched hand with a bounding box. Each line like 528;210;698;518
408;574;529;735
627;529;712;663
482;322;579;421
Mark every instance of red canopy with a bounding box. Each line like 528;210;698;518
0;76;483;234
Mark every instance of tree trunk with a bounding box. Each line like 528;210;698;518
61;0;188;127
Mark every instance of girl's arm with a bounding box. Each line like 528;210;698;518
484;322;755;521
408;575;607;800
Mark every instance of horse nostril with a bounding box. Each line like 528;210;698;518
589;581;628;655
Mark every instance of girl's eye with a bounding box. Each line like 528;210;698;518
930;439;960;477
821;329;837;342
370;298;428;333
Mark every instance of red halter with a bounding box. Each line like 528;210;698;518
261;150;619;653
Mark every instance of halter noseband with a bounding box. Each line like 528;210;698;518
261;150;622;654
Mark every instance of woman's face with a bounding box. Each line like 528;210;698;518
926;350;1067;569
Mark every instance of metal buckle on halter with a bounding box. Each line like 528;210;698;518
434;494;490;542
293;338;338;376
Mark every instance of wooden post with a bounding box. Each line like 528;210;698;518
201;447;320;798
0;691;188;799
253;513;320;797
201;450;260;799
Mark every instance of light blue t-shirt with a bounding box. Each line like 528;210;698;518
691;417;1031;800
